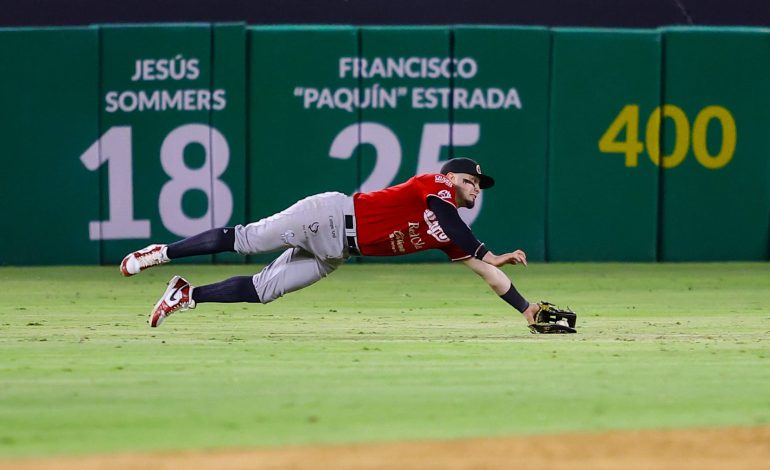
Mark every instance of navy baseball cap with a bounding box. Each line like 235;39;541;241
440;157;495;189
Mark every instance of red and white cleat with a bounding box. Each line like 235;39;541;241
120;244;169;277
149;276;196;328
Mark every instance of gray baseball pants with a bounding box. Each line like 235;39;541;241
233;192;355;303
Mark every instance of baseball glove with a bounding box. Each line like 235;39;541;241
528;301;577;334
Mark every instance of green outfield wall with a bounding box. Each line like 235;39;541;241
659;28;770;261
0;27;100;265
548;29;662;261
0;24;768;264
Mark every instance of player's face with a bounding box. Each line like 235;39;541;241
450;172;481;209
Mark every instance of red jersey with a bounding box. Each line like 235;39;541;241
352;174;470;261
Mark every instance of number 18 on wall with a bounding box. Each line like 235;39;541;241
79;124;233;240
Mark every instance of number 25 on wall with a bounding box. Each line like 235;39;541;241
598;104;736;169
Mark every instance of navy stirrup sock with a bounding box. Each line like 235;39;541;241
500;283;529;313
192;276;260;304
166;227;236;259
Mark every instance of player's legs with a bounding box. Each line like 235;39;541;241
147;274;258;328
120;228;236;277
122;192;349;277
192;276;259;303
148;247;344;327
134;191;351;326
148;275;195;327
167;227;236;258
251;247;345;303
234;192;348;260
156;247;342;307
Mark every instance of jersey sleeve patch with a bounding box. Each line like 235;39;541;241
434;175;454;187
418;174;457;207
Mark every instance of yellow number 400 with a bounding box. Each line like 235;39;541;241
598;104;736;169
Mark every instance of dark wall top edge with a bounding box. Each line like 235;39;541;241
2;0;770;28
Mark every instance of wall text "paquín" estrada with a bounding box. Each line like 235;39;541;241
295;86;521;111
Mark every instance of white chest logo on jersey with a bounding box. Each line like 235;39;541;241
437;189;452;200
423;210;450;243
408;222;425;250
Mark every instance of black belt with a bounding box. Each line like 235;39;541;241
345;214;361;256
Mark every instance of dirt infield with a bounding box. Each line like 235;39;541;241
3;426;769;470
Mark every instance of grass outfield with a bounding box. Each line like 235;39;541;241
0;262;768;458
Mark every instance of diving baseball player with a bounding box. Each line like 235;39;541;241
121;157;577;334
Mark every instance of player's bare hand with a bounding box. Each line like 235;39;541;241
505;249;528;266
483;250;528;267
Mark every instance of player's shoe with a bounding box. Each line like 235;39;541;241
149;275;196;328
120;244;170;277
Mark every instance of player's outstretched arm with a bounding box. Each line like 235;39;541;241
461;257;538;324
462;256;511;294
